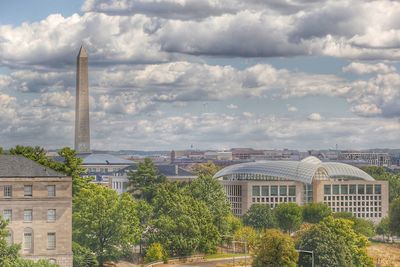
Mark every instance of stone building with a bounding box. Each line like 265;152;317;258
0;155;72;267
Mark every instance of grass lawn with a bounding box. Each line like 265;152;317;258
367;241;400;267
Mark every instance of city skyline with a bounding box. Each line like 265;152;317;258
0;0;400;151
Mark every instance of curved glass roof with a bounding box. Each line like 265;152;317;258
213;156;374;183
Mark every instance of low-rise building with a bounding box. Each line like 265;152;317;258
0;155;72;267
214;156;388;223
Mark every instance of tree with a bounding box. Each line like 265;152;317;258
72;242;98;267
0;216;58;266
252;229;298;267
9;146;89;196
0;147;3;154
127;158;166;201
233;226;257;252
144;243;166;264
186;175;231;236
302;203;332;223
242;204;276;230
148;183;219;256
362;166;400;202
334;212;375;237
376;217;391;241
389;197;400;236
0;216;20;266
192;161;221;176
297;216;373;267
73;184;141;266
274;203;302;233
57;147;90;196
225;214;243;236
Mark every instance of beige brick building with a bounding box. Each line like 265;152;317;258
215;156;389;223
0;155;72;267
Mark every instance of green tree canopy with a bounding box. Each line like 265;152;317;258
302;203;332;224
186;175;231;236
148;183;219;256
192;161;221;176
252;229;298;267
242;204;276;230
73;184;141;266
274;203;303;233
233;226;257;252
144;243;166;264
297;216;373;267
0;216;20;266
362;166;400;202
376;217;391;241
0;147;3;154
333;212;375;237
9;146;89;196
127;158;166;201
389;197;400;236
0;216;57;266
72;242;98;267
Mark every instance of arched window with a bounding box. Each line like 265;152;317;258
6;228;13;245
23;227;33;253
48;258;57;264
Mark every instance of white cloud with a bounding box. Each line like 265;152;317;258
308;112;322;121
226;104;238;109
342;62;396;75
287;105;298;112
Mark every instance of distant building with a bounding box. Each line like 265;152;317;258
231;148;264;160
338;152;391;167
0;155;72;267
107;164;197;194
204;151;233;161
214;156;388;223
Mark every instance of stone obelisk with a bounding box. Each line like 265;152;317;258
75;46;91;153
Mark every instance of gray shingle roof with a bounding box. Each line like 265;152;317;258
0;155;65;177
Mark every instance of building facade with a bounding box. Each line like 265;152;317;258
0;156;72;267
214;156;389;223
338;152;391;167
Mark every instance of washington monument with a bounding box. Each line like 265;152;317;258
75;46;91;153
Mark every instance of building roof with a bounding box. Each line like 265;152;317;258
0;155;65;177
213;156;374;184
79;153;134;165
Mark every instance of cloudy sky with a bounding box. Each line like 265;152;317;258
0;0;399;151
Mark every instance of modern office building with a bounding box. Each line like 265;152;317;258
214;156;388;223
0;155;72;267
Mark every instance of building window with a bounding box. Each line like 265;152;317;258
324;185;331;195
375;184;382;195
47;185;56;197
3;185;12;198
47;233;56;250
270;186;278;196
279;186;287;196
289;186;296;196
24;185;33;197
3;209;12;221
261;186;269;196
333;185;340;194
49;259;57;264
366;185;373;194
358;185;365;194
252;186;260;196
349;184;357;194
47;209;56;222
6;229;13;245
341;185;348;194
23;229;33;252
24;209;33;222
